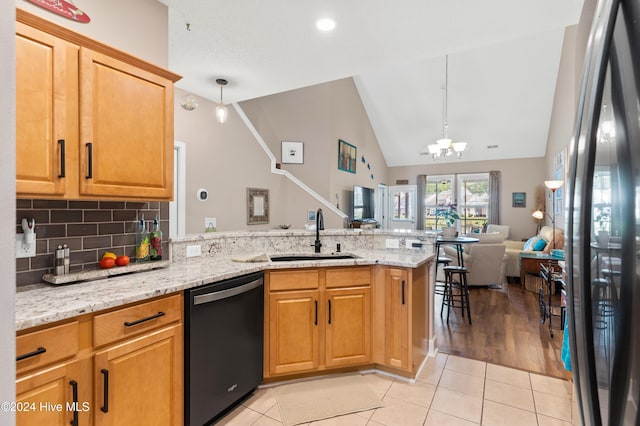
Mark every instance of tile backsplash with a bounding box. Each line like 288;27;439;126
16;199;169;287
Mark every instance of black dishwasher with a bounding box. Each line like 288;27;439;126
184;271;264;425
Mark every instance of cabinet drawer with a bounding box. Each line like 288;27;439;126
93;294;182;347
326;266;370;288
269;270;319;291
16;321;79;374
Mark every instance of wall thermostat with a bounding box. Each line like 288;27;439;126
197;188;208;202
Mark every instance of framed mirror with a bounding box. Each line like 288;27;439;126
247;188;269;224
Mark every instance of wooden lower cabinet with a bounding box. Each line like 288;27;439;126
265;267;372;378
16;293;183;426
94;325;182;426
268;290;320;375
325;287;371;368
16;360;81;426
384;268;410;370
372;264;430;377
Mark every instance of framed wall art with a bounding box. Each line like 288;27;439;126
247;188;269;225
338;139;357;173
281;141;304;164
512;192;526;208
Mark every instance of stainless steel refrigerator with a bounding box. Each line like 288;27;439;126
567;0;640;424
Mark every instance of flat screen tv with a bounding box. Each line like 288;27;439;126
353;185;375;221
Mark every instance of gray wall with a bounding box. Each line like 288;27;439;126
176;78;389;233
1;4;15;425
388;157;546;241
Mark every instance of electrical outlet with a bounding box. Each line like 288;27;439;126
204;217;217;230
186;245;202;258
385;239;400;249
16;234;36;258
406;239;420;249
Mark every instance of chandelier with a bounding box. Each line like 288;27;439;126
426;55;467;160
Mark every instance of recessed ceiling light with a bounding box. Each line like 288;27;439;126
316;18;336;32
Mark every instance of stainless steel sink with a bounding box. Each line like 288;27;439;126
269;253;358;262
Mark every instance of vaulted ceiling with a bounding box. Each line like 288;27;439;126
161;0;585;165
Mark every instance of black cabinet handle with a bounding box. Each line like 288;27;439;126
58;139;66;178
401;280;405;305
16;346;46;362
328;300;332;324
100;369;109;413
85;143;93;179
314;300;318;325
69;380;78;426
124;311;165;327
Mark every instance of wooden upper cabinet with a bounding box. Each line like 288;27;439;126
78;48;174;199
15;22;78;197
15;10;181;201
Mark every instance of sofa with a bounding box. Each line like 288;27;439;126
440;232;507;287
504;225;565;278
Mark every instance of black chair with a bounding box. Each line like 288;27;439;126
441;265;472;324
434;256;452;298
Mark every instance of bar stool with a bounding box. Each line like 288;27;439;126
592;269;619;330
441;265;472;324
434;256;452;299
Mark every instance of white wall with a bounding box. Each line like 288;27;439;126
16;0;168;67
1;4;16;425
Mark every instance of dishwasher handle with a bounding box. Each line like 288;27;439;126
193;278;263;305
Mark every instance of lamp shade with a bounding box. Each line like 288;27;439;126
532;210;544;220
216;104;228;123
544;180;564;191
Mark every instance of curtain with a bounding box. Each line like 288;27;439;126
488;170;500;224
416;174;426;230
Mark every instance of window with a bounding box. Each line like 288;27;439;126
424;173;489;232
425;175;454;229
457;173;489;234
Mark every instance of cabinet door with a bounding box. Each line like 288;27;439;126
268;290;320;375
16;360;81;426
16;23;78;197
79;48;173;200
384;268;410;370
94;325;182;426
325;287;371;368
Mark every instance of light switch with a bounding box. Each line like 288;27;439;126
385;239;400;249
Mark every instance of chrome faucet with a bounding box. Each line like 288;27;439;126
313;208;324;253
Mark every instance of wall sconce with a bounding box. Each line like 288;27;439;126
215;78;229;123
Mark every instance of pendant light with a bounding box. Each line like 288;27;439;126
179;92;198;111
426;55;467;160
215;78;228;123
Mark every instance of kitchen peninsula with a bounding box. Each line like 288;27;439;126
15;229;435;425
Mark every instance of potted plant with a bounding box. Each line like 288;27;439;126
435;202;460;237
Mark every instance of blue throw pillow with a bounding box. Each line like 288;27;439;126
533;238;547;251
523;236;538;251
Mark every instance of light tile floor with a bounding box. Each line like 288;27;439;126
217;354;574;426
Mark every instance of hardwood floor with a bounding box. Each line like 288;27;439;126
434;278;567;379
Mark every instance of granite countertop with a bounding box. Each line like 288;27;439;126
15;248;434;331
